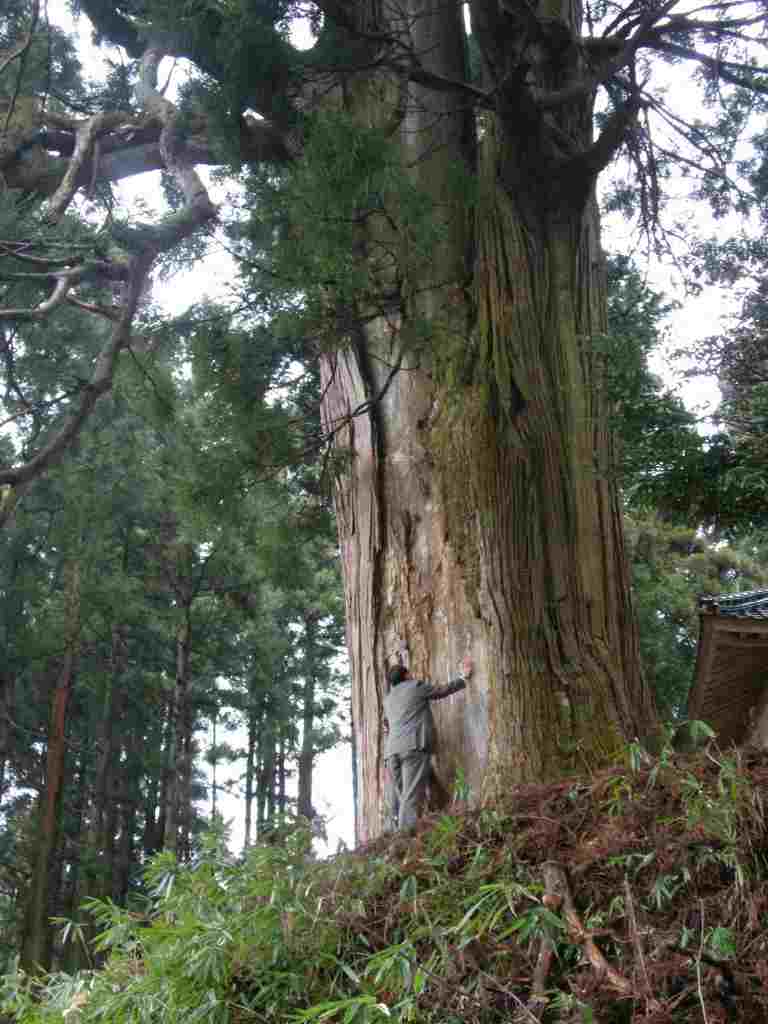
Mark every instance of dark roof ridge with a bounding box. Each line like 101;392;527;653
699;588;768;619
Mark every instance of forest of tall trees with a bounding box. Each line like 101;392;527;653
1;0;768;983
0;357;347;968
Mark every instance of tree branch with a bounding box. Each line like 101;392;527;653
134;34;217;231
396;62;492;107
0;262;129;322
43;112;127;222
0;33;221;500
0;0;39;82
532;0;681;110
0;252;151;487
569;86;645;177
0;114;291;199
0;242;84;268
645;37;768;93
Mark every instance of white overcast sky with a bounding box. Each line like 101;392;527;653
45;1;753;851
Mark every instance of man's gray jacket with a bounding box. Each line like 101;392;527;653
383;677;466;757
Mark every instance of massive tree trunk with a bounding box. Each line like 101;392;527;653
4;0;665;850
320;2;659;842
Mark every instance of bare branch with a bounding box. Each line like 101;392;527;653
79;0;297;126
65;296;122;321
0;386;87;431
395;62;492;107
659;13;768;34
41;110;79;131
646;37;768;92
1;113;291;199
0;261;129;322
0;263;123;322
0;243;82;268
646;91;741;175
43;111;128;222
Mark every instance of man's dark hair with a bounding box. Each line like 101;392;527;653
387;664;408;688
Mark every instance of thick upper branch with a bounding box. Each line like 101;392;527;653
43;112;127;222
569;86;645;178
0;113;291;199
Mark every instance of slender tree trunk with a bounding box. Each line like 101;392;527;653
0;673;11;800
103;765;119;893
114;725;140;905
62;743;91;972
161;692;177;853
243;702;258;849
258;718;275;829
179;697;195;859
278;732;286;817
320;2;658;842
114;801;136;906
297;614;318;821
81;626;124;899
210;682;218;822
151;703;173;855
0;550;25;801
21;559;80;971
165;610;192;857
143;779;159;858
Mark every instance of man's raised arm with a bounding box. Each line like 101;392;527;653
427;655;474;700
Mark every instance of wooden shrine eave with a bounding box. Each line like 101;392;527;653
717;633;768;647
703;616;768;635
688;589;768;748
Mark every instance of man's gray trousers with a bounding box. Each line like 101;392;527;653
385;749;431;830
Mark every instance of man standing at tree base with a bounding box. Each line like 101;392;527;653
383;655;473;830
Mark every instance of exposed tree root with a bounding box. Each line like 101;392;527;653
542;861;633;996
